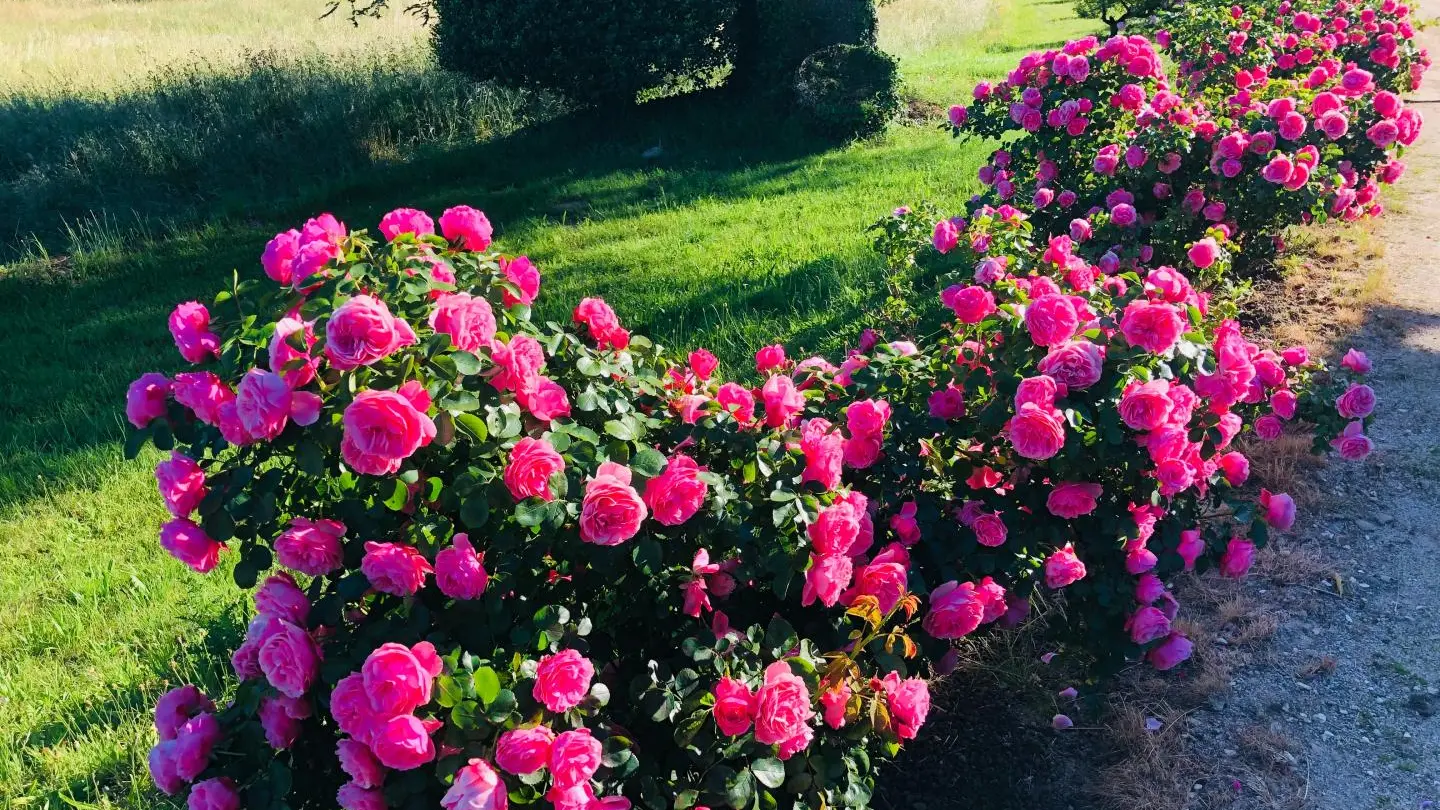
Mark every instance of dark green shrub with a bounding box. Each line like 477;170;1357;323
731;0;878;93
431;0;739;104
1073;0;1176;35
793;44;900;139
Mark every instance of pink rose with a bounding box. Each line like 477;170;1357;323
1007;403;1066;460
801;553;853;607
379;207;435;241
188;777;240;810
643;454;708;526
127;372;172;428
1176;529;1204;571
172;712;222;781
1341;348;1371;373
716;382;756;424
1135;573;1165;605
808;498;864;555
1218;452;1249;486
258;620;319;699
889;501;920;546
371;714;436;770
169;302;220;364
1336;383;1376;419
941;285;997;324
361;541;433;596
976;576;1006;623
173;371;233;426
255;572;310;624
338;783;387;810
761;374;805;429
337;739;387;789
1147;632;1193;670
755;344;788;373
922;580;984;639
1271;389;1298;419
159;517;225;573
258;695;306;749
1259;489;1296;531
362;640;441;717
440;205;493;251
534;649;594;713
1120;300;1184;354
844;543;910;613
1024;294;1080;346
1046;482;1102;519
932;219;960;253
429;292;497;353
1037;340;1105;390
753;662;814;757
342;387;437;476
442;758;508;810
1254;414;1284;440
549;729;602;789
155;685;214;742
269;317;318;388
235;368;322;440
275;517;346;576
572;297;630;350
579;463;647;545
516;376;571;422
489;333;545;393
713;676;756;736
800;418;844;490
971;512;1008;547
496;726;556;775
1121;378;1177;432
436;533;489;600
1219;537;1255;578
1044;544;1086;588
820;683;850;729
1128;606;1171;644
500;255;541;307
326;295;417;371
262;229;302;285
155;451;207;518
688;348;719;380
503;437;565;501
879;673;929;740
330;673;381;742
1331;420;1373;460
927;385;965;420
1126;546;1158;574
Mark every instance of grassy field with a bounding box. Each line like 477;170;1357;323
0;0;1093;806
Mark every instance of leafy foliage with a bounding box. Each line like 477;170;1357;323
794;45;902;139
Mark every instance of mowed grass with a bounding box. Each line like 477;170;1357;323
0;0;1093;806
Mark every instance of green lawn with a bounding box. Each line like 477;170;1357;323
0;0;1093;806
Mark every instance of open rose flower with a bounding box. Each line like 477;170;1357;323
753;662;814;759
579;462;646;545
342;385;436;476
534;649;594;713
169;302;220;364
326;295;417;370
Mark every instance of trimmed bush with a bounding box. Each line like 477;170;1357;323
795;44;901;138
431;0;738;104
733;0;879;92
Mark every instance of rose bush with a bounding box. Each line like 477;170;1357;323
127;187;1371;808
942;0;1427;271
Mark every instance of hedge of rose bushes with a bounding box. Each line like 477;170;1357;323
124;2;1412;808
945;0;1428;270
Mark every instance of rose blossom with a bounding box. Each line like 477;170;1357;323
1024;294;1080;346
1007;403;1066;459
716;382;756;424
371;714;436;770
379;207;435;241
1147;632;1194;670
172;371;232;425
430;292;497;353
923;580;984;639
436;533;489;599
440;205;493;251
1341;348;1371;373
1037;340;1105;389
259;695;306;749
761;374;805;428
337;739;387;789
643;454;708;526
155;685;214;741
1046;482;1102;518
941;285;997;324
169;302;220;364
755;344;788;373
342;385;437;476
1119;300;1184;354
1335;383;1376;419
801;553;853;607
1331;420;1373;460
255;572;309;624
1219;537;1256;578
534;649;595;713
326;295;417;370
258;620;320;699
1176;529;1205;571
579;462;647;545
753;662;814;759
712;676;756;736
1129;606;1171;644
800;418;844;489
262;229;301;285
496;726;556;775
442;758;508;810
338;783;386;810
1045;544;1087;588
1260;489;1296;531
880;672;930;740
844;543;910;613
127;372;172;428
188;777;240;810
503;437;565;501
155;451;207;517
361;541;433;596
1119;379;1174;431
159;517;225;573
275;517;346;576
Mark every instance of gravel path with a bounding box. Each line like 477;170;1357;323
1188;7;1440;806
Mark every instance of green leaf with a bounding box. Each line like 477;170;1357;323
455;413;489;442
474;666;502;705
515;499;550;527
452;351;484;376
383;479;410;511
604;419;638;441
460;496;490;529
763;617;798;657
725;768;755;810
123;427;149;461
439;391;480;412
632;538;662;574
437;676;465;708
751;758;785;789
632;447;667;477
485;689;517;723
450;701;480;729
